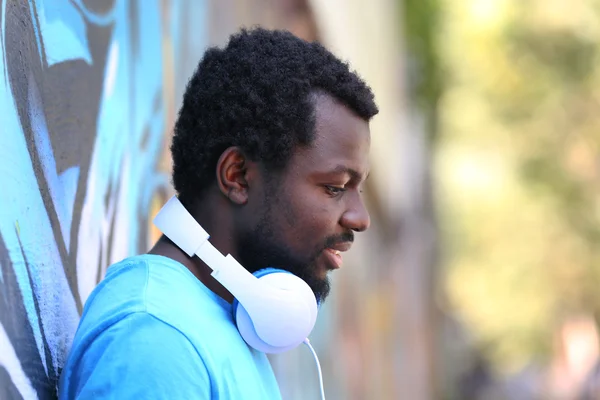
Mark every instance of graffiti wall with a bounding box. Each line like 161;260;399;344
0;0;207;398
0;1;409;399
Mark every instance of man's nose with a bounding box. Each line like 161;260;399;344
340;192;370;232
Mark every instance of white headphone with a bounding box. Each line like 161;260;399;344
153;195;319;354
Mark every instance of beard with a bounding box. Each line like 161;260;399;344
235;197;332;304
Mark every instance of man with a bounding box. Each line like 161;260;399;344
59;28;378;399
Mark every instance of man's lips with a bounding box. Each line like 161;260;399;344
323;241;352;270
323;249;343;269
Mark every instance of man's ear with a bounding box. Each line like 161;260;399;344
216;147;255;205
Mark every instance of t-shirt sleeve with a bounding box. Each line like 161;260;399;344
72;312;211;399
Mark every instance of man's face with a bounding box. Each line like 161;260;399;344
235;94;371;303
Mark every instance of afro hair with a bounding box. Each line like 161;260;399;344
171;28;378;204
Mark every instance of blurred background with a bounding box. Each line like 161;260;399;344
2;0;600;399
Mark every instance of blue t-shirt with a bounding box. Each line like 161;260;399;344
59;254;282;399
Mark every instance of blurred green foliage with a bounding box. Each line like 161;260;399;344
437;0;600;372
403;0;443;137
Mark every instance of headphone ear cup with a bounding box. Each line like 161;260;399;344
233;268;318;354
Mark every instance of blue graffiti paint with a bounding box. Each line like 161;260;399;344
27;0;43;62
29;72;74;252
1;3;8;84
0;0;209;398
35;0;92;66
70;0;117;27
74;0;169;302
58;166;80;252
0;25;50;381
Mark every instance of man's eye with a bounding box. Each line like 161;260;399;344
325;185;346;196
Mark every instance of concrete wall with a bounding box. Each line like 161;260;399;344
0;1;208;398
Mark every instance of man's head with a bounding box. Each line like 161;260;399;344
171;28;378;302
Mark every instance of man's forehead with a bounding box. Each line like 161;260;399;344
290;134;371;180
275;93;371;178
312;95;370;139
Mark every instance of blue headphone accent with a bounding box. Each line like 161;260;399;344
233;268;321;322
233;268;293;321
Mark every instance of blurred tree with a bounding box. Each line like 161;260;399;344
438;0;600;378
395;0;443;398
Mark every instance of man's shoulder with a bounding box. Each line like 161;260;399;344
63;255;282;399
80;254;239;354
139;255;237;338
82;254;203;317
69;309;208;375
85;310;203;357
60;311;212;399
74;255;152;336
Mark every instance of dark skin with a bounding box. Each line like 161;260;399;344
149;93;371;304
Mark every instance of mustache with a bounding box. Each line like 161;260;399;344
292;232;355;269
323;232;354;250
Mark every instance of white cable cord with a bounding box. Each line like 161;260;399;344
303;338;326;400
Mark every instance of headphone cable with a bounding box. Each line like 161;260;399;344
303;338;326;400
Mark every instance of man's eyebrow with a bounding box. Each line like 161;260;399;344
328;165;369;181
